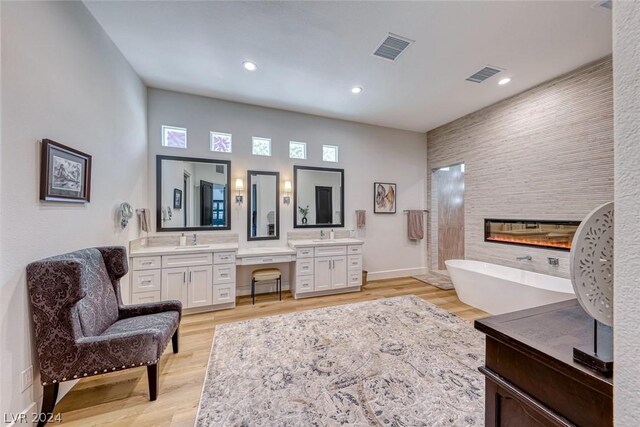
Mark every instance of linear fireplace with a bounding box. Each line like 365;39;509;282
484;219;581;251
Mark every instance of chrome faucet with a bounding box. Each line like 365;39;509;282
192;233;197;245
548;257;559;266
320;230;326;240
516;255;532;261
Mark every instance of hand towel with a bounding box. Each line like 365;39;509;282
408;210;424;240
137;208;151;232
356;210;366;228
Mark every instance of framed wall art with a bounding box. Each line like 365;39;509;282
40;139;92;203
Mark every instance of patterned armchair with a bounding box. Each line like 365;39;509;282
27;247;181;426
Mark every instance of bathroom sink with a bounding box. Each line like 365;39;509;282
174;244;210;250
312;239;336;243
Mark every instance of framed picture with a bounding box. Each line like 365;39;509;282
374;182;396;214
40;139;92;203
173;188;183;209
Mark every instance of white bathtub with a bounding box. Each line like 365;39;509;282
445;259;576;315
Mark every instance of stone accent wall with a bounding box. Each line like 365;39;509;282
427;57;613;278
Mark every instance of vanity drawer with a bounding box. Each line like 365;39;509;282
348;245;363;255
314;245;347;257
296;276;314;294
132;256;162;271
213;264;236;284
162;253;213;268
131;291;161;304
131;269;161;293
214;251;236;265
296;247;314;259
296;258;314;276
243;255;292;265
348;255;363;271
348;271;362;287
213;283;236;304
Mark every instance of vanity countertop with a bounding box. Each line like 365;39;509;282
287;238;364;248
129;243;239;257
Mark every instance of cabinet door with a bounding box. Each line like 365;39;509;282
314;257;332;291
162;267;188;304
188;266;213;308
331;256;348;289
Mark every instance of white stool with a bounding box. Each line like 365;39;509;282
251;268;282;304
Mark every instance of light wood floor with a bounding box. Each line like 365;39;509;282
55;277;487;426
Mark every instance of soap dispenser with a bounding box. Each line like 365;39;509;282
180;233;186;246
330;229;335;240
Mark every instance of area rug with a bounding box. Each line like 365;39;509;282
413;271;455;290
196;295;484;426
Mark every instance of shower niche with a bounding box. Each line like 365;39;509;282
484;219;581;251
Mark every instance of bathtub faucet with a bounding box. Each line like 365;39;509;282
516;255;532;261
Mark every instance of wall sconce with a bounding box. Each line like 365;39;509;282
235;178;244;204
283;180;292;205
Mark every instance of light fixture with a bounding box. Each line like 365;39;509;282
498;77;512;85
283;180;292;205
351;86;363;94
235;178;244;204
243;61;257;71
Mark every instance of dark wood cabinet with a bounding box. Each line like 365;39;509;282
475;300;612;427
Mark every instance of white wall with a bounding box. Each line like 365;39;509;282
0;1;147;418
613;2;640;424
148;89;428;279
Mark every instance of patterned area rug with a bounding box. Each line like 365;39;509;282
196;295;485;426
413;272;455;290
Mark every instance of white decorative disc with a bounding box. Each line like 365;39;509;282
570;202;614;326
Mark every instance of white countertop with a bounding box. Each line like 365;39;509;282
287;238;364;248
130;243;238;257
237;247;296;257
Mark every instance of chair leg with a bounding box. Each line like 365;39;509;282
147;363;159;401
172;328;179;354
252;278;256;305
279;277;282;301
37;383;59;427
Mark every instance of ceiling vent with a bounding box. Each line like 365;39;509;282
372;33;414;61
465;66;503;83
591;0;612;12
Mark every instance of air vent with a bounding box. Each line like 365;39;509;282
465;66;503;83
215;165;224;174
372;33;414;61
592;0;612;12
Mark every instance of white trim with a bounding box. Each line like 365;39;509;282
5;401;36;427
366;267;428;281
161;125;187;149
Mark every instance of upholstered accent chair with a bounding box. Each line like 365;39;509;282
27;247;181;426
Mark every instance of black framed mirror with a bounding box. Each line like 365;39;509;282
156;155;231;232
247;170;280;241
293;165;344;228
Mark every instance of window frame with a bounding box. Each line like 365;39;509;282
252;136;272;156
289;141;307;160
210;131;233;153
161;125;188;149
322;144;339;163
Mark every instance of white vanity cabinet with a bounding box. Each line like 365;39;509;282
289;240;363;299
129;249;237;313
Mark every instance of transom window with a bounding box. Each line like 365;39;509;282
322;145;339;163
252;137;272;156
161;126;187;149
289;141;307;160
210;132;232;153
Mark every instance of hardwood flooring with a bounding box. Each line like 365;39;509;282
55;277;488;426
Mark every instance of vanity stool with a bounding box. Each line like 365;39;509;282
251;268;282;304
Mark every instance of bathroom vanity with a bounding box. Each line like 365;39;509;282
129;235;364;312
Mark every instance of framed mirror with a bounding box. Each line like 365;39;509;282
293;165;344;228
156;155;231;231
247;170;280;241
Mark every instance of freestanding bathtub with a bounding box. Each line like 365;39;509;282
445;259;576;315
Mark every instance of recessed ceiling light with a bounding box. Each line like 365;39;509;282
243;61;257;71
498;77;512;85
351;86;363;94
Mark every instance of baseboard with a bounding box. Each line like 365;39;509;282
367;267;428;281
5;401;37;427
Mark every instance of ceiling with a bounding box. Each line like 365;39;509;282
84;1;612;133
